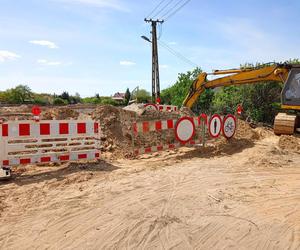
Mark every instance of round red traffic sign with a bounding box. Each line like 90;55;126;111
222;114;236;139
175;117;195;143
208;114;222;138
144;103;158;111
32;106;41;116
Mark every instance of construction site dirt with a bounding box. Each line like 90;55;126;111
1;105;300;249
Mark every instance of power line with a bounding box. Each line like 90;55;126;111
160;0;184;19
159;40;198;68
146;0;167;19
151;0;175;19
164;0;192;21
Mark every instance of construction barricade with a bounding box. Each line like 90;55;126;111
0;120;100;167
132;114;237;155
144;104;178;112
132;116;204;155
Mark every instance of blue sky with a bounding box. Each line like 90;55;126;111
0;0;299;96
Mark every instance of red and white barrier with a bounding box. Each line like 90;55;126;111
132;114;237;155
0;120;100;167
144;104;178;112
158;105;178;112
133;117;200;134
132;116;202;155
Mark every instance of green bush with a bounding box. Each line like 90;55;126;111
53;97;68;105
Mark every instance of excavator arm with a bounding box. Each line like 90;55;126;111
183;64;294;109
182;63;300;135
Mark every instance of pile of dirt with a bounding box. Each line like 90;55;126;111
179;106;196;117
278;135;300;152
91;105;188;158
41;107;80;120
235;119;260;140
92;105;136;158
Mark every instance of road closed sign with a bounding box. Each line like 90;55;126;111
175;117;195;143
208;114;222;138
222;114;236;139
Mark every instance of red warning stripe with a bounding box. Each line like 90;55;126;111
77;123;86;134
20;158;31;164
59;123;69;134
40;123;50;135
19;124;30;136
142;121;149;133
2;124;8;137
78;153;87;159
60;155;70;161
41;156;51;162
167;120;174;129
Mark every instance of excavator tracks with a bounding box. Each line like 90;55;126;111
274;113;297;135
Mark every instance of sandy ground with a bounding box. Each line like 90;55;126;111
0;133;300;249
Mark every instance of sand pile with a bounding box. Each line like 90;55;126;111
278;135;300;152
235;119;260;140
124;103;181;121
91;105;191;158
0;105;30;113
41;107;80;120
92;105;136;158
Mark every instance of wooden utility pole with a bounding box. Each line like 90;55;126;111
144;18;164;103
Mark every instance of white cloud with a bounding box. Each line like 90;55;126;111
37;59;62;66
56;0;129;11
0;50;21;62
29;40;59;49
120;60;136;66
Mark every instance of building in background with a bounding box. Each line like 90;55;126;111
112;92;125;103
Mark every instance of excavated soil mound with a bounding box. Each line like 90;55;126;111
235;119;260;140
91;105;192;158
41;107;80;120
92;105;136;158
278;135;300;152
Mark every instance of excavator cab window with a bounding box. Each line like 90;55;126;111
282;68;300;106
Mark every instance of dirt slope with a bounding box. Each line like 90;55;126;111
0;132;300;249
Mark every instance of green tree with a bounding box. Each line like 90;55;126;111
7;85;33;104
132;89;151;103
161;67;214;113
53;97;68;105
125;88;131;105
59;91;70;103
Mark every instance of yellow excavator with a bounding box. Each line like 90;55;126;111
183;63;300;135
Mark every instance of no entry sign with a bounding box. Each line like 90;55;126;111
208;114;222;138
222;114;236;139
175;117;195;143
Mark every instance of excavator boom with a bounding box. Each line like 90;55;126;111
182;63;300;134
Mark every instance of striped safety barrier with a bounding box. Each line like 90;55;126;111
144;104;178;112
132;116;203;155
133;117;201;134
134;139;202;155
0;120;100;167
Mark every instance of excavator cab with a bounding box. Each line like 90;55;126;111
281;67;300;109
